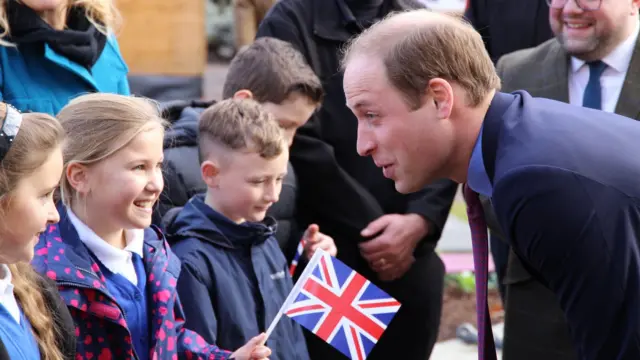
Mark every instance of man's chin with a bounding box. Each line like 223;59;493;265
561;36;598;58
394;179;422;194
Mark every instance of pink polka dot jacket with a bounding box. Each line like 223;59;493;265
31;205;234;360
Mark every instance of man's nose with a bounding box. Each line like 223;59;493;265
356;125;376;156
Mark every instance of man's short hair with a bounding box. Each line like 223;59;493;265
222;37;324;105
198;98;286;163
341;9;501;108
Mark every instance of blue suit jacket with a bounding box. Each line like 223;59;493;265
484;91;640;360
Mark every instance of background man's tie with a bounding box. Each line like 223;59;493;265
463;184;497;360
582;60;607;110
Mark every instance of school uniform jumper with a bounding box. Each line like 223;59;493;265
31;204;233;360
167;194;310;360
0;264;40;360
0;266;76;360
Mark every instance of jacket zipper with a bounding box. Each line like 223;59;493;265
58;266;141;360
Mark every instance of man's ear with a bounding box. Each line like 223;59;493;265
233;89;254;100
426;78;454;119
66;162;91;195
201;160;222;188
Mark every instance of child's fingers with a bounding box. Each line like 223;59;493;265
251;345;271;359
308;236;336;255
303;224;320;242
327;243;338;256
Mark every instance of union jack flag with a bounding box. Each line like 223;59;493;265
278;249;401;360
289;238;306;275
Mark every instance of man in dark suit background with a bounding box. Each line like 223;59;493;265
341;8;640;360
492;0;640;358
465;0;553;63
464;0;554;303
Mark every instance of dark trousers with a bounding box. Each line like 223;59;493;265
490;232;510;302
503;278;577;360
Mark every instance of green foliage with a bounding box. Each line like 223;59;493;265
445;271;499;294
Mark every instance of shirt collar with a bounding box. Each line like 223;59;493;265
571;20;640;74
0;264;13;302
66;208;144;273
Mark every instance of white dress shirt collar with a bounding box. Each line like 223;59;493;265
67;208;145;285
0;264;20;324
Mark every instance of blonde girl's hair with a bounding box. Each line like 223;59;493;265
0;0;121;45
57;92;167;206
0;106;66;360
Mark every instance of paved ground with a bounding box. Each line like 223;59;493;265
432;340;503;360
431;323;504;360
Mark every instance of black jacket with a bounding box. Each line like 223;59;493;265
464;0;553;64
256;0;453;359
0;272;76;360
155;100;302;261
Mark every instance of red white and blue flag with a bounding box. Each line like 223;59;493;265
267;249;401;360
289;238;306;275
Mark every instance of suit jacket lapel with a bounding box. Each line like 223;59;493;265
531;40;570;103
615;38;640;120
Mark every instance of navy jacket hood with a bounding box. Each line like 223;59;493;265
162;100;216;149
167;194;277;249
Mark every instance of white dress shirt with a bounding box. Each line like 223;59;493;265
67;209;145;285
569;22;640;113
0;264;21;324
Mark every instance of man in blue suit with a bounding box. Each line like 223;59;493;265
341;8;640;360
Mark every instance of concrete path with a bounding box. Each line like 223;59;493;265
431;323;504;360
437;215;472;253
431;340;503;360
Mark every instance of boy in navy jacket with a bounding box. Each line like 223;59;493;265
168;99;335;360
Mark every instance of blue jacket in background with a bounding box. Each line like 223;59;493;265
0;36;129;115
167;194;310;360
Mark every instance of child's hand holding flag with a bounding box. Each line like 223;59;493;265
303;224;337;259
289;224;337;276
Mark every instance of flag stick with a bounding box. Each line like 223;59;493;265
265;248;326;339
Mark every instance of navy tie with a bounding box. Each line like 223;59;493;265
582;60;607;110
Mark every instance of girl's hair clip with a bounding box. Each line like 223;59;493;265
0;104;23;163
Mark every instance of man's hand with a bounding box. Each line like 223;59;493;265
230;333;271;360
359;214;429;281
303;224;338;259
